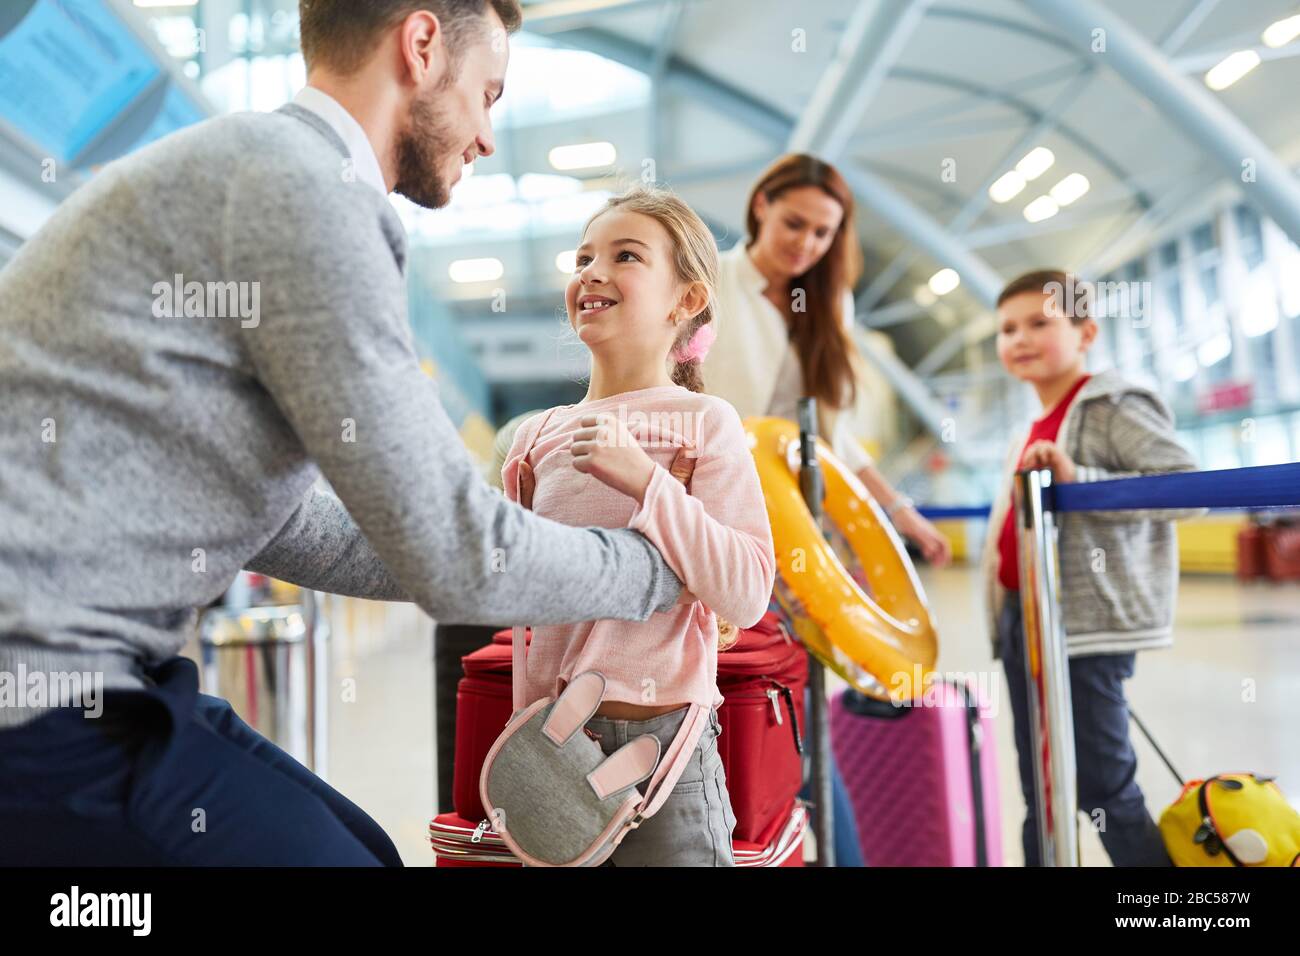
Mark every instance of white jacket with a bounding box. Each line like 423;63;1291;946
701;243;872;472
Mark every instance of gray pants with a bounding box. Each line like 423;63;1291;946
586;707;737;867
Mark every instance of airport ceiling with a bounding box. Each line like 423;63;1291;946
126;0;1300;364
522;0;1300;349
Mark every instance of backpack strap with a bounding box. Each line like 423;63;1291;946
510;407;560;713
634;703;708;819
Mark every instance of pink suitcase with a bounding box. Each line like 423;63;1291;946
830;681;1002;866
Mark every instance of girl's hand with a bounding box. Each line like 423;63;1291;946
569;413;657;504
1019;440;1077;483
891;507;953;567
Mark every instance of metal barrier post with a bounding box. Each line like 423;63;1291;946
797;398;835;867
1013;468;1079;866
199;590;330;776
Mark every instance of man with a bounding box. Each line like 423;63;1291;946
0;0;684;865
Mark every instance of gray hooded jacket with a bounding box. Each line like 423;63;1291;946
981;370;1199;657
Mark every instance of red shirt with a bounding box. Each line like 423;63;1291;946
997;374;1091;591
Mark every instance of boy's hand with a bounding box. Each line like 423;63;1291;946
1020;440;1077;483
570;413;657;504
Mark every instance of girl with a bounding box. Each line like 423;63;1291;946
500;186;776;866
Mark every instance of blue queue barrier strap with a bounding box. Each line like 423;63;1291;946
1051;462;1300;514
916;506;993;520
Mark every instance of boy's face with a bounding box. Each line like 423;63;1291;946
996;290;1096;383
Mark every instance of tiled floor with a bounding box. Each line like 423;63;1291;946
305;570;1299;867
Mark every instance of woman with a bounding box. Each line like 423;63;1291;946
703;154;951;565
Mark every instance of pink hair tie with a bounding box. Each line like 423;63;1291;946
672;323;716;364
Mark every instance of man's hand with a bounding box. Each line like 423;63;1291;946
1019;439;1077;483
569;413;657;504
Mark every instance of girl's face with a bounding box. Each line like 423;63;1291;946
751;185;844;279
996;291;1097;383
566;209;701;360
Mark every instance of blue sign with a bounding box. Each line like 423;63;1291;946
0;0;160;163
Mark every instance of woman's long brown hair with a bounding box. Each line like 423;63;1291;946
745;154;863;411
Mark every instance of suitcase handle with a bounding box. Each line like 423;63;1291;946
840;687;910;720
764;679;804;756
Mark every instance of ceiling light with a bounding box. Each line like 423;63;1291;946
988;170;1027;204
1049;172;1091;206
555;250;577;274
448;258;504;283
928;268;961;296
1262;14;1300;47
1023;195;1060;223
1015;147;1055;182
1205;50;1261;91
548;142;617;171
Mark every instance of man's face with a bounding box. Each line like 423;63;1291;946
395;10;509;209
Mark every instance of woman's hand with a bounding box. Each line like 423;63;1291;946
891;506;953;567
569;413;657;504
1019;440;1077;483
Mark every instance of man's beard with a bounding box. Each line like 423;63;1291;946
394;84;461;210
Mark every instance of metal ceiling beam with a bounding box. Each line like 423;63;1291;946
787;0;934;159
926;5;1081;57
647;0;686;173
850;61;1083;147
854;336;952;437
863;299;929;328
871;0;1222;305
1159;0;1222;54
839;163;1005;308
889;67;1149;201
854;115;1028;153
961;197;1136;248
558;27;1005;310
1078;163;1222;276
914;313;997;378
1022;0;1300;248
859;64;1101;312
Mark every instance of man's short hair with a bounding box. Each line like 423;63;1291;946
299;0;523;74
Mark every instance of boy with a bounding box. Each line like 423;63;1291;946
981;269;1197;866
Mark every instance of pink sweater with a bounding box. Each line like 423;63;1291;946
501;384;776;710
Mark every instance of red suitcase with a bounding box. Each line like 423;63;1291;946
715;611;807;843
429;801;807;867
450;629;521;823
450;613;806;841
1263;522;1300;581
1237;524;1268;581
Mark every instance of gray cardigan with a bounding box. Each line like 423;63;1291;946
0;106;681;726
980;370;1199;657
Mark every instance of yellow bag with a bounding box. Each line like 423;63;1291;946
1159;773;1300;867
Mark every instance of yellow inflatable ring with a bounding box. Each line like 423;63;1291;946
745;417;938;702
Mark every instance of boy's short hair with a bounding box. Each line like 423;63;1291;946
299;0;523;74
997;269;1091;324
